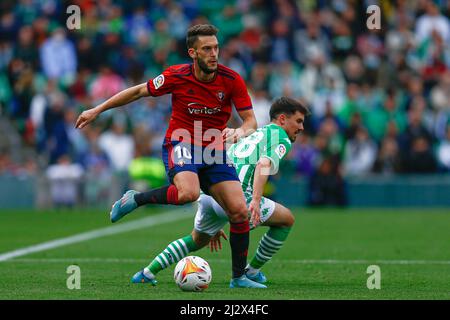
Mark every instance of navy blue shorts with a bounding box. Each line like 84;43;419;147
162;140;240;195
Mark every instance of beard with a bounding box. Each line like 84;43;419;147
197;58;217;74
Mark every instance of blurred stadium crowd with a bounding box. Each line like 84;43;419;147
0;0;449;207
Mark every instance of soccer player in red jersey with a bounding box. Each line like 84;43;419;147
75;24;264;288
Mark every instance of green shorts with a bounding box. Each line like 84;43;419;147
194;193;276;236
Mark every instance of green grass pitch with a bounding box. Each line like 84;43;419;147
0;206;449;299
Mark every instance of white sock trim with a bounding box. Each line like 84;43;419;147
245;264;259;276
143;267;155;279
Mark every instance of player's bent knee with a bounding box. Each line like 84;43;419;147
279;208;295;227
285;210;295;227
191;230;210;249
227;204;248;223
178;190;200;204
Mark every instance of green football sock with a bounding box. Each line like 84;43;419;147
147;235;199;275
249;226;291;270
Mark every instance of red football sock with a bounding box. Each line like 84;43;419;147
229;220;250;278
134;185;179;206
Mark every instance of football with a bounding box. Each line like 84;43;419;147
173;256;212;292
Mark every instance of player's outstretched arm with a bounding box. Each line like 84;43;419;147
75;83;150;129
223;109;257;143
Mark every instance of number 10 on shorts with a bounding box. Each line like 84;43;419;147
173;145;193;166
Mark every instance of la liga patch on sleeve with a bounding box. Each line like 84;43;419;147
153;74;165;89
274;144;286;159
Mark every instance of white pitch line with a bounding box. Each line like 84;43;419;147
0;209;192;262
2;258;450;265
290;259;450;265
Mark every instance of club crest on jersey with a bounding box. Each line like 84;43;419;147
177;160;185;167
153;74;165;90
274;144;286;159
216;91;225;102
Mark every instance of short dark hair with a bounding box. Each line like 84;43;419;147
186;24;219;49
269;97;311;120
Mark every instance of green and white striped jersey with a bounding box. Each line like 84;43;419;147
227;123;292;194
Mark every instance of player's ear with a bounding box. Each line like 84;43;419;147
188;48;196;59
279;114;286;125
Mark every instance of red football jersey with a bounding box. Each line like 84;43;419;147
146;64;252;147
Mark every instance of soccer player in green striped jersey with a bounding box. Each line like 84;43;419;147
131;97;310;287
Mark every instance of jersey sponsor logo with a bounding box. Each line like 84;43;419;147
274;144;286;159
153;74;165;89
187;103;221;115
216;91;225;102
